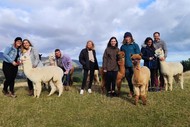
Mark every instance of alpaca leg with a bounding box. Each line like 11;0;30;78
48;81;57;96
33;84;37;98
179;74;184;89
168;76;173;91
36;83;42;98
134;86;140;105
116;80;121;96
141;95;147;105
164;76;168;91
56;80;63;97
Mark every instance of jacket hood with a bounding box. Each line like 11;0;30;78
141;44;147;48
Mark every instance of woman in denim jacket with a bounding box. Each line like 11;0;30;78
2;37;22;98
21;39;43;96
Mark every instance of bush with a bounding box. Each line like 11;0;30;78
181;58;190;72
73;76;81;82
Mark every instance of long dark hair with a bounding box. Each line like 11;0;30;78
107;36;118;47
144;37;155;50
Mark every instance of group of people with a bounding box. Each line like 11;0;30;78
78;31;167;97
2;37;72;98
2;31;167;98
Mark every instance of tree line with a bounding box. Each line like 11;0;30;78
181;58;190;72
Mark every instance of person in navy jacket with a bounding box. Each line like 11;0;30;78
141;37;159;91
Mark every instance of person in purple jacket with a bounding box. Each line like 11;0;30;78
55;49;72;91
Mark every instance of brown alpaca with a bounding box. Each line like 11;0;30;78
101;51;125;94
131;54;150;105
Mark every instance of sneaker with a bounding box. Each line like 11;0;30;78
2;90;8;95
106;91;112;97
88;89;92;94
64;86;69;91
127;91;133;98
112;91;117;97
10;92;17;98
80;89;84;95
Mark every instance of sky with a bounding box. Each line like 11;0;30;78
0;0;190;62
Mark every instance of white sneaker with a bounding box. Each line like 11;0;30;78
88;89;92;94
80;89;84;95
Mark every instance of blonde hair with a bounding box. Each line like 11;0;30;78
86;40;95;50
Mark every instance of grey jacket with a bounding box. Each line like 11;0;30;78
153;39;168;58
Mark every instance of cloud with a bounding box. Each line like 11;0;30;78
0;0;190;62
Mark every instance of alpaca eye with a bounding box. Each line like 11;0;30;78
24;56;26;58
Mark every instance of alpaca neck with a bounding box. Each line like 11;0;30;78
159;60;168;73
23;59;33;77
133;64;141;82
118;58;125;75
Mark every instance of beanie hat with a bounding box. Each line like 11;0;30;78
14;37;22;42
124;32;132;38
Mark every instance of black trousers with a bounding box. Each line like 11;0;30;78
2;61;18;93
27;78;33;90
81;62;95;89
105;71;118;92
125;67;134;93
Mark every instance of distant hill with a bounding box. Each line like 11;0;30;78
0;52;89;68
0;52;3;60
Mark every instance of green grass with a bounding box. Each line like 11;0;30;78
0;69;190;127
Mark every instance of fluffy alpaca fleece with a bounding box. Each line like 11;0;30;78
43;52;74;86
100;51;125;94
155;48;184;91
131;54;150;105
20;54;63;98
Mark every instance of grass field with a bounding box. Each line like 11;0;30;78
0;68;190;127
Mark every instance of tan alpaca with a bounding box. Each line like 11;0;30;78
131;54;150;105
100;51;125;94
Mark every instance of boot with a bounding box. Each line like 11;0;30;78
141;95;147;105
64;86;69;91
28;90;34;96
134;95;139;105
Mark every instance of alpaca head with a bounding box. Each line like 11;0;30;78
155;48;164;60
117;51;125;61
20;54;31;64
49;52;56;61
131;54;142;66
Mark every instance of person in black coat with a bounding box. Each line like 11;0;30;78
79;40;99;94
141;37;159;91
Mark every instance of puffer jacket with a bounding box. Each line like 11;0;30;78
141;44;158;69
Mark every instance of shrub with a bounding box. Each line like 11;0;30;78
73;76;81;82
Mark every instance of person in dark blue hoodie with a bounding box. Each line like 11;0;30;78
141;37;159;91
120;32;140;97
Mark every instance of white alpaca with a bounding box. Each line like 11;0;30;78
20;54;63;98
42;52;57;66
155;48;184;91
83;70;100;86
88;70;100;85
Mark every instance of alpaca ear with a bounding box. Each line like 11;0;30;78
139;53;143;56
131;54;133;57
